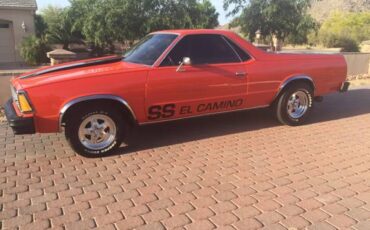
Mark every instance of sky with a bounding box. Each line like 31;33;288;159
36;0;231;25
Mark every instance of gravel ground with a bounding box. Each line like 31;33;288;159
347;73;370;81
0;106;5;123
348;75;370;87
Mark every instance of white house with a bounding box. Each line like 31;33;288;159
0;0;37;65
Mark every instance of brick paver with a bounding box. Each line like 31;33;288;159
1;88;370;229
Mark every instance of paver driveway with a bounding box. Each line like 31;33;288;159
1;87;370;230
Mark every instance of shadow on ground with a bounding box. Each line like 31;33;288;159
116;88;370;154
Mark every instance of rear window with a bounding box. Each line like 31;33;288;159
223;36;251;61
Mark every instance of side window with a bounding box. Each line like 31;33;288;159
223;36;251;61
161;37;191;66
161;34;241;66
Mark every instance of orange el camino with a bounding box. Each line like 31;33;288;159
4;29;349;157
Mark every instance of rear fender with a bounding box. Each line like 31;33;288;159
273;75;316;102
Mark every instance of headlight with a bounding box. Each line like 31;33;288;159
11;86;33;113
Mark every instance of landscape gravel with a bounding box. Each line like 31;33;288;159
0;106;5;122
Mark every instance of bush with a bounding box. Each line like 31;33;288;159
317;11;370;51
20;36;51;66
336;37;360;52
321;33;360;52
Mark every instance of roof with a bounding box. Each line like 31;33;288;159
0;0;37;9
153;29;238;36
153;29;266;59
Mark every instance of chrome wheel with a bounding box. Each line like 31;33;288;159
78;114;117;151
287;90;309;119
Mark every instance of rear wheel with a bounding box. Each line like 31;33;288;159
65;104;129;157
274;82;313;126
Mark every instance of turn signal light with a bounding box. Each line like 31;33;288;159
18;94;33;113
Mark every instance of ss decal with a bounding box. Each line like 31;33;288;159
148;104;176;120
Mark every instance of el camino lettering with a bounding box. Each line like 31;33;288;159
148;99;244;120
197;99;243;112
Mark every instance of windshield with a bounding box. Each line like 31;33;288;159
123;34;178;65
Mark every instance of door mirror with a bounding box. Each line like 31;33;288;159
182;57;191;65
176;57;191;72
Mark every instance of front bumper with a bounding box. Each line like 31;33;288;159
4;99;35;134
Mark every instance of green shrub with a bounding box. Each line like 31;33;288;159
320;33;360;52
20;36;51;66
337;37;360;52
317;11;370;51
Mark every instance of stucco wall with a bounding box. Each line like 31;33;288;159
0;8;36;64
343;53;370;76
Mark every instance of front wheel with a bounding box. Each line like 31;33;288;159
274;82;314;126
65;104;129;157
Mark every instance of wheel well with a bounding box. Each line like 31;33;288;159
286;79;314;91
61;99;137;128
273;78;315;103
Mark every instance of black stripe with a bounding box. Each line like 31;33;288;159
20;56;122;79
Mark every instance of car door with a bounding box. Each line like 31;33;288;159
145;34;251;122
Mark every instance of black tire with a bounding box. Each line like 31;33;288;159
273;82;314;126
64;104;129;157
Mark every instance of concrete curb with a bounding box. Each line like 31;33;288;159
0;69;35;77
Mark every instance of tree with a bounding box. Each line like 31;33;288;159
318;11;370;46
69;0;148;53
224;0;317;48
286;14;318;45
34;14;48;39
191;0;219;29
69;0;219;55
41;5;82;49
141;0;218;32
223;0;247;17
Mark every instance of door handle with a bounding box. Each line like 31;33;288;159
235;72;247;77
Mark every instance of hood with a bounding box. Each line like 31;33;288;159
12;56;149;90
19;56;123;79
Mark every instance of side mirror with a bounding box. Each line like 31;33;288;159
176;57;191;72
183;57;191;65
